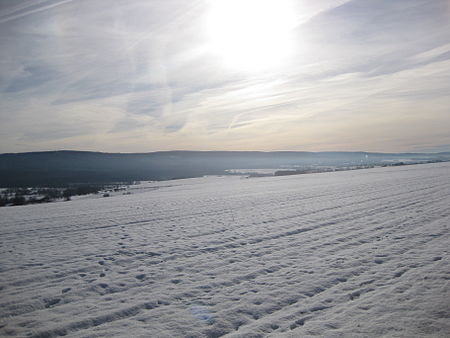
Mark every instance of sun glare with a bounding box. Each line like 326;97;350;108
206;0;296;72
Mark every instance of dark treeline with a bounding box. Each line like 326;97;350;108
0;185;105;207
1;150;449;188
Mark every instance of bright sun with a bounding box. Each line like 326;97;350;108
206;0;296;72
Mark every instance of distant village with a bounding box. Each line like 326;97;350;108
3;158;447;207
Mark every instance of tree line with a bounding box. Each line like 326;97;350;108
0;185;105;207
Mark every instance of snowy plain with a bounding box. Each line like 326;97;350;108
0;162;449;337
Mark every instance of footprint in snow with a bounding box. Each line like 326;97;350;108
135;274;146;280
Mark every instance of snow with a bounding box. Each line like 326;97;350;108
0;163;449;337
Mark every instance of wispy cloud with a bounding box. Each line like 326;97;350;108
0;0;449;152
0;0;75;24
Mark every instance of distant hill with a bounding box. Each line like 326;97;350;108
0;150;449;187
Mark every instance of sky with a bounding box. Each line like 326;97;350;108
0;0;449;153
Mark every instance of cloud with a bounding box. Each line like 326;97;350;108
0;0;449;152
0;0;75;24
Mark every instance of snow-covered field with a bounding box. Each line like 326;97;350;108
1;163;449;337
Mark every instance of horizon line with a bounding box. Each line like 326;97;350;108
1;149;450;156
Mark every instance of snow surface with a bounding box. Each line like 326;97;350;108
0;163;449;337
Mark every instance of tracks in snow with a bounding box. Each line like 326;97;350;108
0;163;449;337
